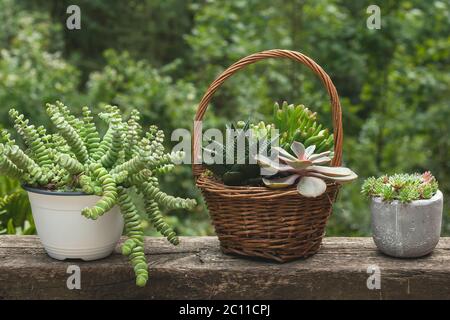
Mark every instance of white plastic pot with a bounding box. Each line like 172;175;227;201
25;186;124;261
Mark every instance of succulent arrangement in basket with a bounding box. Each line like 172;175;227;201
204;101;357;195
0;102;196;287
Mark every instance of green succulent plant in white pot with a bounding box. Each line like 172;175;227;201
0;102;197;286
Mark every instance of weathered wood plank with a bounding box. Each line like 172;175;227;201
0;236;449;300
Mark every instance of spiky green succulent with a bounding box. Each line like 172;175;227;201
203;120;277;186
273;101;334;154
361;172;439;203
0;102;197;287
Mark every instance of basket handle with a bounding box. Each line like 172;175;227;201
192;49;343;176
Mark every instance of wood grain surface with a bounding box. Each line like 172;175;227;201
1;236;449;300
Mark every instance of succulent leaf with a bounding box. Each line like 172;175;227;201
290;141;305;158
308;171;358;182
307;165;354;177
262;174;300;188
255;154;292;175
297;176;327;198
304;145;316;158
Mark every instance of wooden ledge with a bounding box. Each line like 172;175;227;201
0;236;449;300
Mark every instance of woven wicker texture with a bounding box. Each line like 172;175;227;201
193;49;343;262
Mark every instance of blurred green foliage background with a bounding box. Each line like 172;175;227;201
0;0;449;236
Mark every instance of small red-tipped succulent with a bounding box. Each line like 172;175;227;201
422;171;434;184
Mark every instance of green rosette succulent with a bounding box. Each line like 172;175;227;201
361;172;439;203
256;141;357;197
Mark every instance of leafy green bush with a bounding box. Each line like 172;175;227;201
87;50;198;134
0;0;79;126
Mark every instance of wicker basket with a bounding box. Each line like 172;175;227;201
192;49;343;262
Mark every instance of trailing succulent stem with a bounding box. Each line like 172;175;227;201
125;109;142;160
81;163;117;220
0;102;197;287
47;103;90;164
117;187;148;287
144;197;179;245
6;145;49;185
0;145;23;180
142;181;197;210
100;116;124;169
81;106;101;157
9;109;53;170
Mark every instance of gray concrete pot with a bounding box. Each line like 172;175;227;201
371;190;443;258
